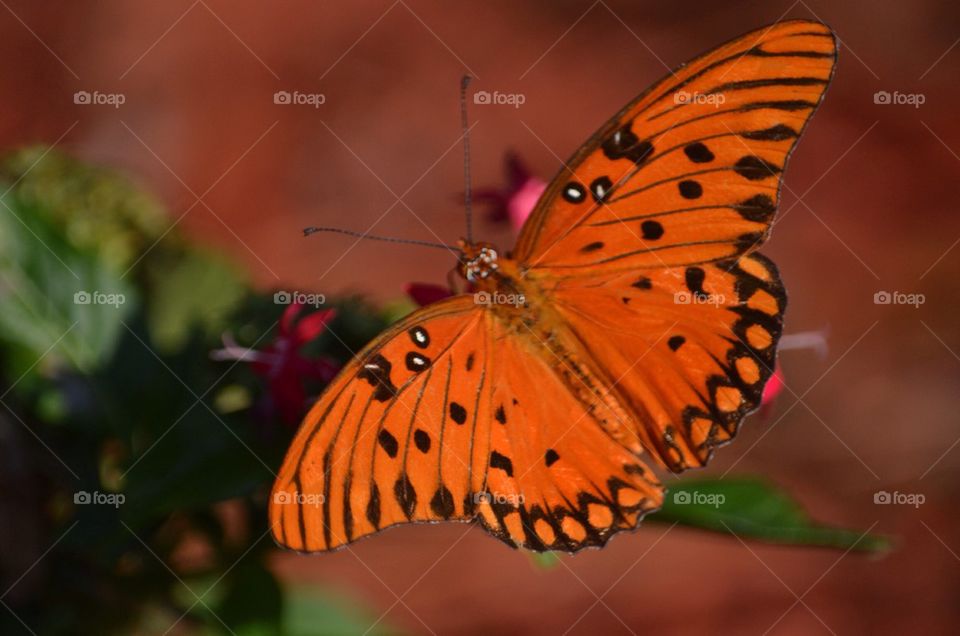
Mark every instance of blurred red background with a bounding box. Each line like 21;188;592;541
2;1;958;633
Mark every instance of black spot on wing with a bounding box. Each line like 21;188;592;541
734;194;777;222
590;176;613;203
449;402;467;425
641;220;664;240
742;123;797;141
366;483;381;527
495;404;506;424
358;354;397;402
490;451;514;477
684;142;714;163
408;326;430;348
430;485;455;518
668;335;686;351
545;449;560;467
377;429;399;458
678;180;703;199
685;267;706;295
405;351;430;372
394;474;417;519
562;182;586;203
413;429;431;453
734;155;781;181
601;123;654;165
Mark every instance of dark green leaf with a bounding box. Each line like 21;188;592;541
651;477;889;553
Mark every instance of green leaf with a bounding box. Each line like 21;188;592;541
0;145;168;272
529;551;560;569
284;585;397;636
650;477;889;553
145;248;246;353
120;413;274;528
0;192;136;374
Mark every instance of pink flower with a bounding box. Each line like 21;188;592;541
213;303;339;425
759;329;829;415
507;177;546;230
474;152;546;230
405;282;454;307
760;364;785;407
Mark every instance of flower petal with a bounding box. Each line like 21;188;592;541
405;282;453;307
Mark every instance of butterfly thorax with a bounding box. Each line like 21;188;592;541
457;240;501;283
457;242;530;311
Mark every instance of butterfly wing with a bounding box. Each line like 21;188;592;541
514;20;836;272
479;322;662;551
512;21;834;471
545;252;785;471
271;296;484;552
270;296;663;552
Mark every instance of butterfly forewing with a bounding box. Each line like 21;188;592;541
514;20;836;272
271;297;490;551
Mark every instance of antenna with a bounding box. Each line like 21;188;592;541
460;74;474;244
303;226;462;254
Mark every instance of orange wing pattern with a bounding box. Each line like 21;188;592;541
514;20;836;272
271;296;484;552
479;324;662;550
545;252;785;471
270;296;663;552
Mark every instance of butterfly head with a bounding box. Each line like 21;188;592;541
457;240;501;283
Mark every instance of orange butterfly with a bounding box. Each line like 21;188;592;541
271;20;836;552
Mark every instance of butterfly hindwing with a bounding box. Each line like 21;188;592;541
478;326;662;551
547;252;785;470
514;20;836;273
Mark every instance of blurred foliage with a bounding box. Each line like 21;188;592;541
0;147;885;635
653;478;890;552
0;147;389;635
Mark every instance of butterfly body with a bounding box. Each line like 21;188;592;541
271;20;836;553
457;243;640;450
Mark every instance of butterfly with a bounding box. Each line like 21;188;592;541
270;20;836;553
